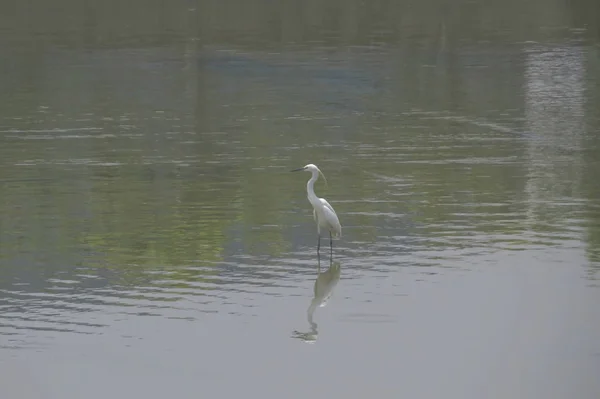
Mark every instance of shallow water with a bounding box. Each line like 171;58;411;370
1;1;600;398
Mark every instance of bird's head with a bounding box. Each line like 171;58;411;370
291;163;328;186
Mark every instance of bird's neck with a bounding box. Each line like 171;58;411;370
306;171;320;206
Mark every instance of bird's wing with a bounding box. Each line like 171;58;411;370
319;198;337;217
319;198;342;238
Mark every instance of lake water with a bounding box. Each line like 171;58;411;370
1;1;600;398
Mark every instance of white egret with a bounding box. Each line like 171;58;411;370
291;164;341;255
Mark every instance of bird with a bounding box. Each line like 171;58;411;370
291;164;342;255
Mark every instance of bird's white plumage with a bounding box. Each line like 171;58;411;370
314;198;341;238
320;198;337;217
293;164;342;244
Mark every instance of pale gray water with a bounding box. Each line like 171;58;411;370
1;1;600;398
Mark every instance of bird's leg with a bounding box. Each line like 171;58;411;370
330;231;333;258
317;234;321;254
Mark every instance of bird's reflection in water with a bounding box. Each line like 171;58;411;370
292;257;341;343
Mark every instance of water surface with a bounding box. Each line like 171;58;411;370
1;1;600;398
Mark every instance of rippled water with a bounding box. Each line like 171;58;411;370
1;1;600;398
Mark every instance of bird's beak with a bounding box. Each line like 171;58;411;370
290;167;305;172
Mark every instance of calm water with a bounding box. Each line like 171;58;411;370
1;1;600;398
